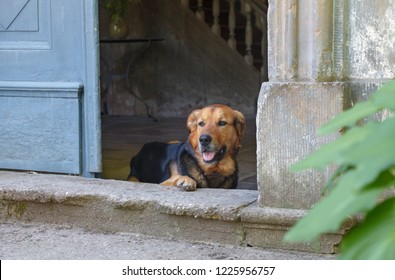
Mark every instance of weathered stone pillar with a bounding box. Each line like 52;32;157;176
257;0;344;210
251;0;394;251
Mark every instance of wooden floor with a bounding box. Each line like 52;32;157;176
102;115;257;190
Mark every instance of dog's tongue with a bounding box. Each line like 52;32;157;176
203;151;216;162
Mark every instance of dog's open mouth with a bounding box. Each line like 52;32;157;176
202;146;226;163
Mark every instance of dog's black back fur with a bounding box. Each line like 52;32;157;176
128;142;183;183
128;141;238;189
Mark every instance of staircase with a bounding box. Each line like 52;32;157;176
100;0;268;117
183;0;268;81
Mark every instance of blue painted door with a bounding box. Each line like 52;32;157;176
0;0;101;177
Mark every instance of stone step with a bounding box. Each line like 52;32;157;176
0;171;340;255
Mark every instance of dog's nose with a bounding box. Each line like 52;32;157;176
199;134;212;147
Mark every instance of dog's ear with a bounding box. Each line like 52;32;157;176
187;109;201;132
233;110;246;140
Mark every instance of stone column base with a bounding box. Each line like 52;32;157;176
256;82;349;209
241;204;341;254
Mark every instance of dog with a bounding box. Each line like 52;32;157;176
127;104;245;191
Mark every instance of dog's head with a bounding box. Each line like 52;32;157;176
186;104;245;175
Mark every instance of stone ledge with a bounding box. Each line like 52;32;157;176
241;204;307;226
0;171;257;221
0;171;338;254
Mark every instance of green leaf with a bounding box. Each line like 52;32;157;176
286;80;395;258
318;101;379;135
339;197;395;260
288;116;395;242
291;122;374;171
322;164;353;195
292;117;395;174
285;168;395;242
318;80;395;135
284;170;382;242
371;79;395;111
363;169;395;191
341;118;395;171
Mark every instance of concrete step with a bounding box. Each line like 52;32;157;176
0;171;339;257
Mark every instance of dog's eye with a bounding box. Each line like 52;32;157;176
198;121;205;127
218;121;227;127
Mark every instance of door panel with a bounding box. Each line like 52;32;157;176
0;82;82;174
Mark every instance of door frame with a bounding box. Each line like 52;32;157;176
82;0;102;177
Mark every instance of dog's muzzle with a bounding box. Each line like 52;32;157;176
199;134;226;163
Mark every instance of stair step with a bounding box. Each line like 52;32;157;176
0;170;338;254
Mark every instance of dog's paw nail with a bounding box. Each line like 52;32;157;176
184;184;196;191
177;179;197;191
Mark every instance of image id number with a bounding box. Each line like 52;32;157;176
215;266;275;276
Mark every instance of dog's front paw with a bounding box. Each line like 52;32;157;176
161;176;197;191
175;176;197;191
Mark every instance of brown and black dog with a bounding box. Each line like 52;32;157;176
127;104;245;191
